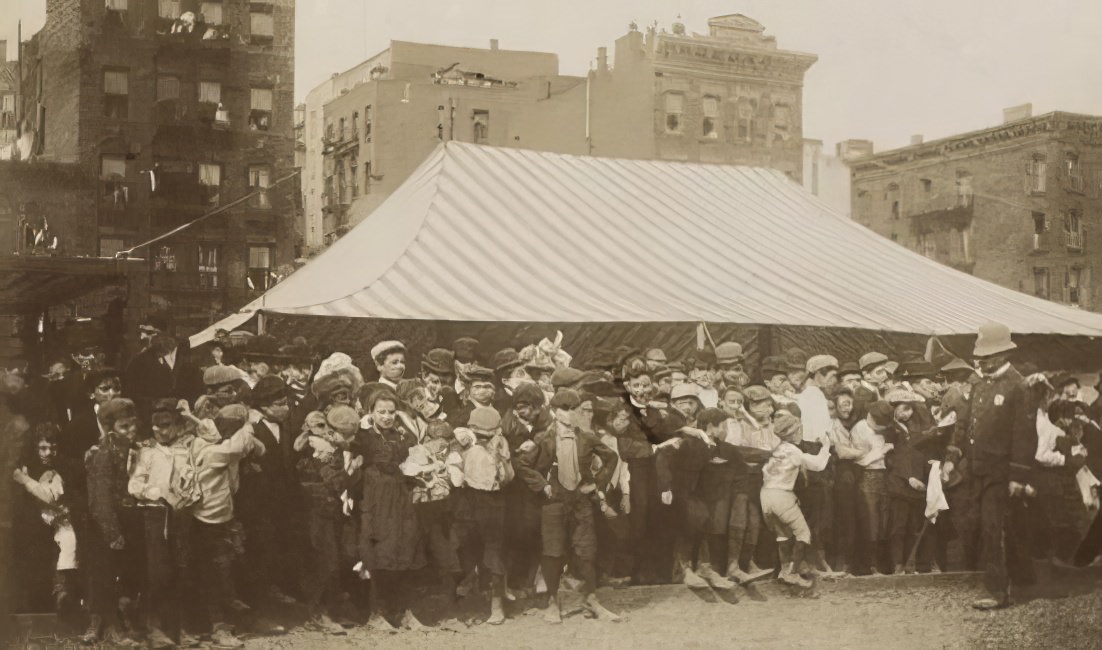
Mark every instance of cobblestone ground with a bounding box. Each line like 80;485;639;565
243;564;1102;650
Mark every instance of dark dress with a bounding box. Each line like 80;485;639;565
357;424;425;572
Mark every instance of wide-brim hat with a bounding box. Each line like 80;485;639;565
421;348;455;375
490;348;526;375
311;373;354;400
550;367;585;389
973;322;1017;358
453;337;480;364
464;364;496;384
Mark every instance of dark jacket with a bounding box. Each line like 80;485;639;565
515;426;618;498
85;433;134;543
952;365;1035;483
884;421;943;500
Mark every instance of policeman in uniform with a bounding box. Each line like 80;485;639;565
948;322;1036;609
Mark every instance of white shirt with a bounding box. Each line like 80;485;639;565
851;420;890;470
161;347;177;370
1035;409;1066;468
796;385;832;445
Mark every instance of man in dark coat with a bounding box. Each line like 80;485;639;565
948;323;1036;610
516;389;620;623
124;335;202;428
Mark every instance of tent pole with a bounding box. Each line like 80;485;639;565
757;324;775;380
257;312;266;335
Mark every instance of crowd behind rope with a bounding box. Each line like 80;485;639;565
3;319;1102;648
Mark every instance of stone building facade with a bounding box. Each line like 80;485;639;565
18;0;296;334
588;14;817;181
850;110;1102;311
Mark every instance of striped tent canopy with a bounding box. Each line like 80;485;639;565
192;142;1102;346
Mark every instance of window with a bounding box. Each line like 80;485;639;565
1034;268;1050;299
1066;153;1083;192
1067;268;1082;305
199;81;221;104
250;12;274;42
198;244;220;288
249;88;273;130
198;163;221;187
158;0;181;19
772;105;791;143
664;93;683;133
887;183;900;219
920;178;932;193
0;94;13;129
100;155;127;179
247;246;272;291
350;157;359;198
103;69;128;119
364;105;373;142
1028;155;1047;193
956;173;973;207
106;0;128;9
702;95;719;139
1065;210;1083;249
1032;211;1046;250
200;1;223;24
736;101;753;141
156;75;180;101
154;246;177;272
472;109;489;144
248;166;271;208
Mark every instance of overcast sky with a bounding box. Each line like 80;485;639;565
7;0;1102;151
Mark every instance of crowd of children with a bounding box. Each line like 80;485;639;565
2;320;1101;646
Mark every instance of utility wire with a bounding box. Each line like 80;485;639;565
119;169;300;257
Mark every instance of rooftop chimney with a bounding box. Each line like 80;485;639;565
1003;103;1033;124
910;134;924;145
836;139;875;161
597;47;608;72
490;39;499;51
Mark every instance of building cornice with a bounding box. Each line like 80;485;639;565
851;112;1102;172
653;35;816;84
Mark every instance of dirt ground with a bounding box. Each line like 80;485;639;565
243;564;1102;650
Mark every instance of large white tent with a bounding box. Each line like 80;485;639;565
192;142;1102;348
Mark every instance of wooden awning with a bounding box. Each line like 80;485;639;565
0;256;143;314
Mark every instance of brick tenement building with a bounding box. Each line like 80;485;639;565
588;14;817;181
850;109;1102;311
20;0;296;334
306;40;587;247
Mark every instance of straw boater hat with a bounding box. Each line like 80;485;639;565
370;340;406;362
972;322;1016;358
